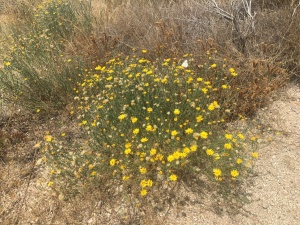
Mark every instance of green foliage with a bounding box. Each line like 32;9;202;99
0;0;277;221
0;0;93;111
40;52;258;200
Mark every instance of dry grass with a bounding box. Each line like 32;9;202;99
1;0;300;224
67;0;298;115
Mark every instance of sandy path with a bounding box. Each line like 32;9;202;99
166;83;300;225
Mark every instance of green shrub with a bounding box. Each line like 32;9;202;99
40;51;258;200
0;0;92;112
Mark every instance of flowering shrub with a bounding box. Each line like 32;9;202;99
41;51;258;198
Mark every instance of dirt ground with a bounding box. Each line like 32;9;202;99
1;82;300;225
165;82;300;225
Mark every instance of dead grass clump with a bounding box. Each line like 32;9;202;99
69;0;212;62
254;6;300;80
228;58;289;118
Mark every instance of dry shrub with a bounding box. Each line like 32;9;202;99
255;0;298;9
254;4;300;80
37;0;298;117
226;56;289;118
207;0;300;81
67;0;212;62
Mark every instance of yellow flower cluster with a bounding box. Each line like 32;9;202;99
41;52;256;199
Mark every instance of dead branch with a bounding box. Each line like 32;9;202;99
208;0;256;55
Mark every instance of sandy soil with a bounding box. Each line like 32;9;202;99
165;83;300;225
1;83;299;225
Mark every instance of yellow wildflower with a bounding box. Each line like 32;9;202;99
238;133;245;139
169;174;177;181
213;168;222;177
139;167;147;174
140;179;152;188
146;124;154;131
44;135;52;142
167;155;175;162
224;143;232;150
174;109;180;115
5;62;11;66
231;169;239;177
206;149;214;156
229;68;235;73
88;164;94;170
95;65;102;70
150;148;157;156
171;130;178;136
125;142;131;148
183;147;191;154
236;158;243;164
185;128;193;134
225;134;233;140
155;154;163;161
202;88;208;94
140;189;147;196
190;145;197;152
252;152;258;158
196;115;203;122
131;117;138;123
214;153;221;160
173;151;181;159
110;159;116;166
208;103;215;111
141;137;148;143
229;68;238;76
200;131;208;139
118;114;127;121
133;128;140;135
124;148;132;155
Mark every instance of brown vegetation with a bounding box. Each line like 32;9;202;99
1;0;300;224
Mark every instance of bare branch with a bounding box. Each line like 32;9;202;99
292;0;300;17
207;0;257;55
209;0;234;21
